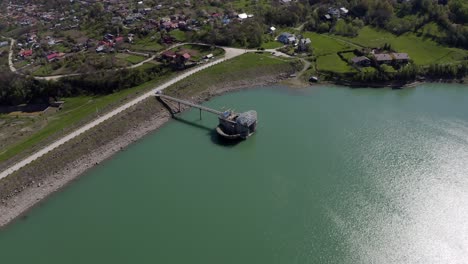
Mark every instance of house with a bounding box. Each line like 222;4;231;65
238;13;248;20
340;7;349;15
222;18;231;25
46;52;60;62
278;32;296;44
373;53;393;64
324;14;332;20
351;56;371;67
204;53;213;59
269;26;276;33
19;49;32;57
127;34;134;43
0;41;8;47
111;16;122;25
161;21;178;30
104;33;115;41
96;45;106;53
181;53;191;60
297;38;311;52
391;53;410;63
328;7;340;18
161;50;177;60
178;20;187;29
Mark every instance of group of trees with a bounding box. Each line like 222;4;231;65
264;2;309;27
352;61;468;83
0;71;57;106
0;64;169;106
304;0;467;48
197;19;264;48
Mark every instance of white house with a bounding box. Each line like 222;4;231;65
340;7;349;15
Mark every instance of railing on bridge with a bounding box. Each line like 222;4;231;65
155;93;224;117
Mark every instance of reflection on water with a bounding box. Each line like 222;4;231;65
332;117;468;263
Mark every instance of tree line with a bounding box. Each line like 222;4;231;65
352;62;468;83
0;64;169;106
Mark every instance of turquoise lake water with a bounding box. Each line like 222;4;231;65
1;84;467;263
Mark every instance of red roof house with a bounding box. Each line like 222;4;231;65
46;52;58;62
115;36;124;43
46;52;65;62
19;49;33;57
182;53;191;60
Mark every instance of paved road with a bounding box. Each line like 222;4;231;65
0;47;247;180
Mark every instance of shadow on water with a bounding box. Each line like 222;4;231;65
172;116;242;147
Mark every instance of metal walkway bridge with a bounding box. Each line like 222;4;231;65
155;93;224;116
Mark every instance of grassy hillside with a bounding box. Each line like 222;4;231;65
166;52;301;96
334;27;468;65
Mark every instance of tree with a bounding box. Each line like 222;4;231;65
449;0;468;24
333;20;358;37
350;0;370;17
369;0;394;27
89;3;104;19
317;23;330;33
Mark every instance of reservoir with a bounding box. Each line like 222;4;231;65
1;84;468;263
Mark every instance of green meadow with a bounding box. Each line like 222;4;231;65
334;26;468;65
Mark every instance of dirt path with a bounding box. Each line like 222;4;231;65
0;47;247;180
298;58;311;76
293;22;306;32
4;37;16;72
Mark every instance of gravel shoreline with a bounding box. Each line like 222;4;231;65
0;74;288;228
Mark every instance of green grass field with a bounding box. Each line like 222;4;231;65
133;36;164;52
341;51;356;61
334;26;468;65
261;41;283;49
115;53;146;64
302;32;355;73
316;54;354;73
54;44;70;53
303;32;355;56
169;30;187;42
125;55;146;64
166;52;299;96
33;65;53;76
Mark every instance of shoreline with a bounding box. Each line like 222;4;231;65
0;74;287;229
